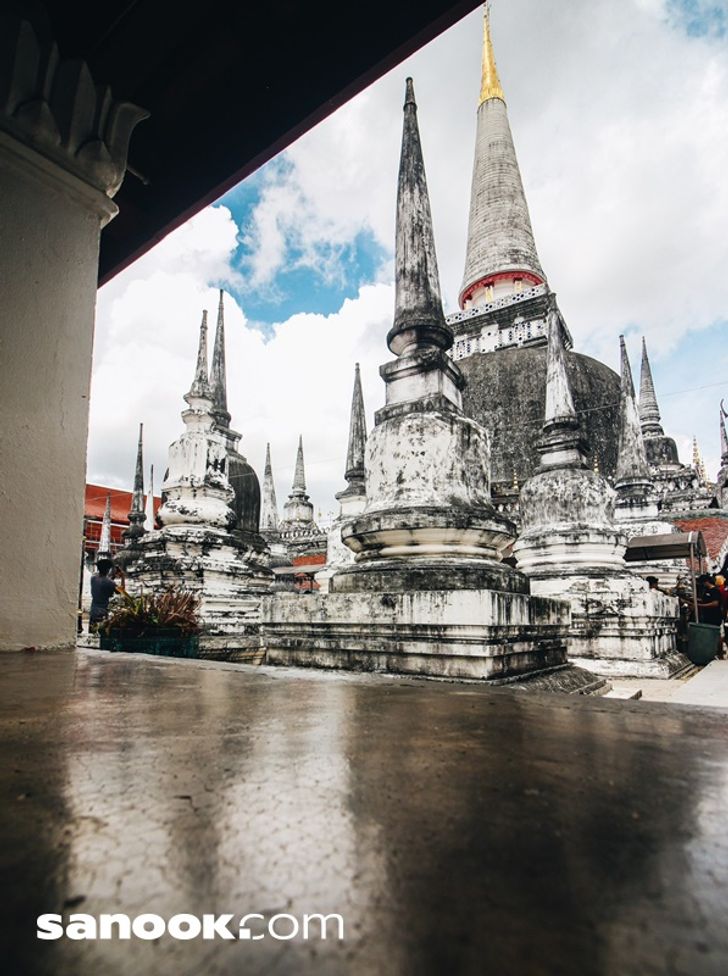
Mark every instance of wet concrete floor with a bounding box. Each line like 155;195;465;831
2;648;728;976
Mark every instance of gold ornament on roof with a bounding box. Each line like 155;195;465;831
479;2;505;105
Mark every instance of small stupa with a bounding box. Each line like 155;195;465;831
121;307;272;660
513;310;686;678
316;363;368;593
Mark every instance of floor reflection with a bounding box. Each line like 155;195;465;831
2;650;728;975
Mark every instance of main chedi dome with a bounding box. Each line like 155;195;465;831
447;4;621;506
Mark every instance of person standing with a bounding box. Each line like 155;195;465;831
696;575;725;660
715;574;728;656
89;559;125;632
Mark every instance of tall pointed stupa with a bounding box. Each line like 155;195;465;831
459;2;545;310
615;338;652;491
209;290;230;429
316;364;370;593
123;423;146;543
635;337;713;513
338;363;367;500
447;4;621;503
536;299;587;472
208;289;261;536
638;338;663;439
190;309;212;399
279;436;318;536
614;337;665;528
158;308;235;530
336;76;514;590
638;339;681;470
260;443;280;536
264;77;587;689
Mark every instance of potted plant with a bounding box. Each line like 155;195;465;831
99;585;201;658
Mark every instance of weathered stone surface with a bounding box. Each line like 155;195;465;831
366;409;492;513
458;345;621;494
126;526;270;659
331;555;528;594
387;78;451;357
528;574;682;678
514;315;686;677
261;588;602;689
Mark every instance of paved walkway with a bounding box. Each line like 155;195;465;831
611;661;728;708
670;660;728;707
3;648;728;976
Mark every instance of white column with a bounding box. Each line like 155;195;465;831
0;14;146;650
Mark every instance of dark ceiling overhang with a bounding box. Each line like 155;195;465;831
28;1;482;284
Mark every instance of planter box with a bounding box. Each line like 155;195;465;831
99;630;199;659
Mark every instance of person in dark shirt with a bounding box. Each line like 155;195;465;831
697;575;723;625
696;575;725;660
89;559;125;632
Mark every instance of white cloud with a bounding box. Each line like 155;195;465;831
89;207;393;516
238;0;728;358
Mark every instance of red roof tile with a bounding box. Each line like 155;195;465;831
85;483;161;523
672;516;728;561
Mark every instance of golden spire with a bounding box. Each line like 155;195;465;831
479;2;505;105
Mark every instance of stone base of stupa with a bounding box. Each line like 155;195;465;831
259;568;607;693
122;526;273;661
529;573;688;678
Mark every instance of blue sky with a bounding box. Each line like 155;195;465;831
89;0;728;515
669;0;727;36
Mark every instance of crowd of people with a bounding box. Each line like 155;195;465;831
648;571;728;659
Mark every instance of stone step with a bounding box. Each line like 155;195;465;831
605;686;643;700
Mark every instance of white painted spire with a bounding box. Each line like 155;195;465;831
638;338;664;438
98;494;112;558
187;310;212;402
292;435;306;493
536;302;585;471
209;289;231;427
615;337;652;491
260;443;280;533
144;464;155;533
459;3;545;309
343;363;367;494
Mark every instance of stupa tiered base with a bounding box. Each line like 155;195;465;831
261;560;607;693
528;572;690;678
124;526;272;661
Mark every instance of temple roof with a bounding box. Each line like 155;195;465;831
18;0;484;284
